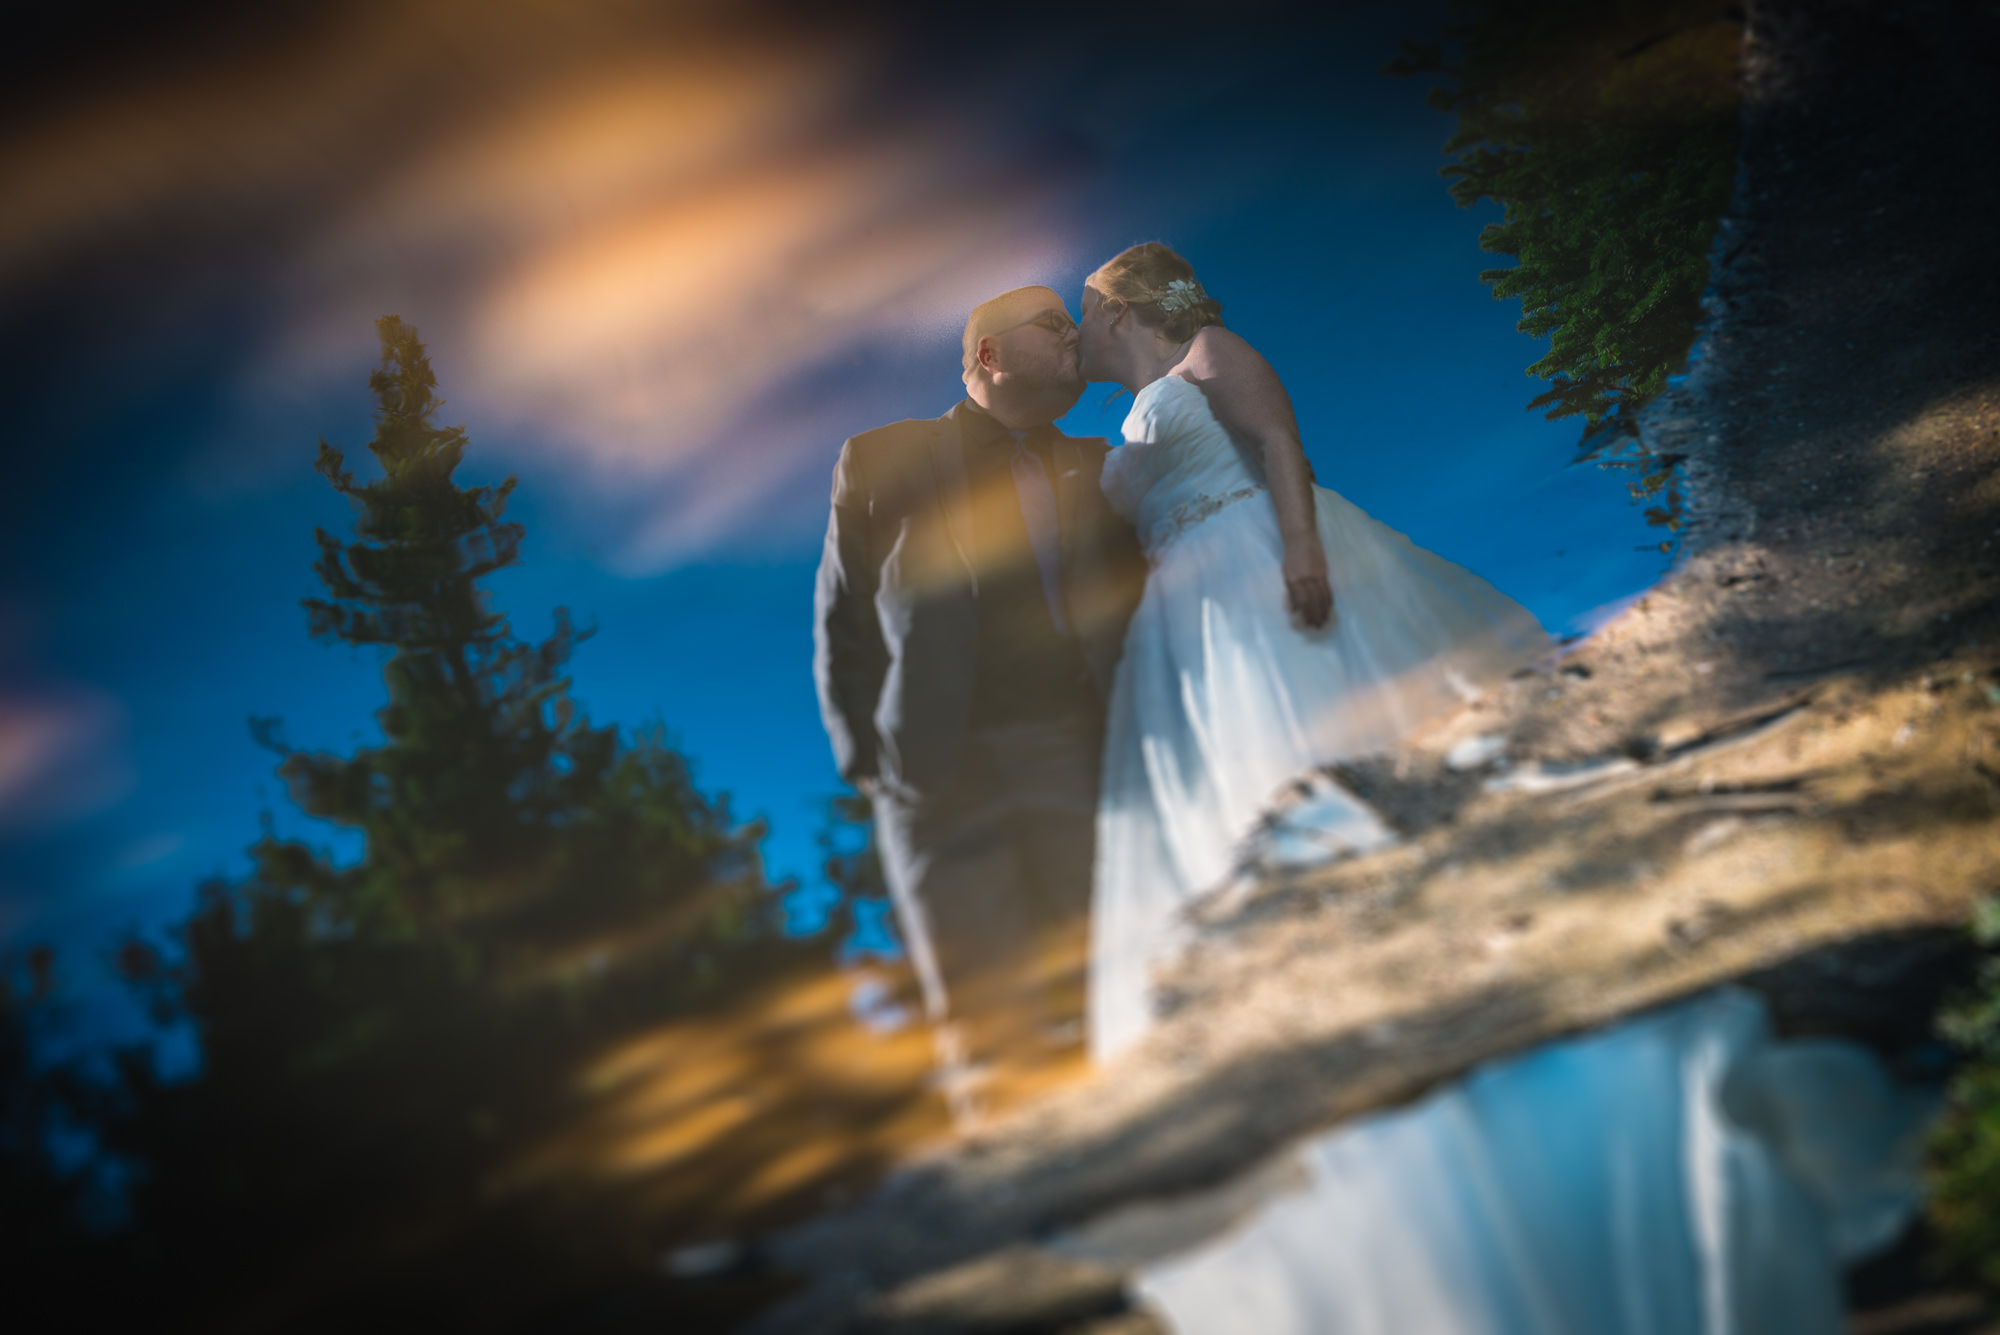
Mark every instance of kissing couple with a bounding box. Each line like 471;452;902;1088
813;243;1548;1115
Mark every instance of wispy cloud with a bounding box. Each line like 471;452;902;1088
0;687;132;833
7;0;1381;571
462;138;1080;458
115;832;186;871
4;1;1114;568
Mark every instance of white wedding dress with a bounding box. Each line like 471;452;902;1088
1086;378;1934;1333
1133;988;1935;1335
1086;377;1933;1332
1090;373;1550;1061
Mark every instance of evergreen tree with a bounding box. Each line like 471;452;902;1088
82;318;797;1326
1391;0;1741;544
804;786;902;962
281;314;615;935
0;951;94;1278
246;316;761;957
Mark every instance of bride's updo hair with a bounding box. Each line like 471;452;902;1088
1086;242;1225;343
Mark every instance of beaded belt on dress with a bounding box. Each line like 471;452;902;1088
1144;485;1265;565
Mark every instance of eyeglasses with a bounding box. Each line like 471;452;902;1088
995;308;1077;339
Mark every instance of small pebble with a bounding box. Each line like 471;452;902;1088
662;1241;741;1278
1444;734;1508;772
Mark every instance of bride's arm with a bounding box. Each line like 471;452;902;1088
1179;328;1333;628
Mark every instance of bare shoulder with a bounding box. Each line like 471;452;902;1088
1174;327;1298;437
1177;326;1280;386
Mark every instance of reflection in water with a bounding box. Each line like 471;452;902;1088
1134;988;1935;1335
0;318;1078;1329
847;971;914;1034
791;784;1097;1127
492;963;946;1234
839;898;902;966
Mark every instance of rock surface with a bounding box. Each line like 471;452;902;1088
750;1;2000;1329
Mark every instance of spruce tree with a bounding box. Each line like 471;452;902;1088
84;318;791;1322
1391;0;1741;542
279;314;615;935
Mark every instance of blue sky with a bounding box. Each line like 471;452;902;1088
0;0;1668;1045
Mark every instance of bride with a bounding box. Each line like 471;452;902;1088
1077;242;1551;1062
1072;247;1935;1333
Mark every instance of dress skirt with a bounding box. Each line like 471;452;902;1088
1089;482;1550;1062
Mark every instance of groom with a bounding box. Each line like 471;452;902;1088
813;286;1144;1107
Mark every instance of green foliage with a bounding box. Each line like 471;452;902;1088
1391;0;1742;545
278;316;620;925
0;951;94;1266
253;317;763;948
1929;896;2000;1291
807;786;902;961
820;787;886;903
70;318;807;1321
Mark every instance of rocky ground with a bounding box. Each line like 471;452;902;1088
735;1;2000;1331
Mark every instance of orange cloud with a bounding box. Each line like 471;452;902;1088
466;137;1081;460
3;1;1098;562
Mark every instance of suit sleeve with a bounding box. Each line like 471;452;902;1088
812;438;888;784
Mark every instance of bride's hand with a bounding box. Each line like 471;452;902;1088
1282;541;1333;629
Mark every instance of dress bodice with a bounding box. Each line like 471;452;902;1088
1102;375;1266;556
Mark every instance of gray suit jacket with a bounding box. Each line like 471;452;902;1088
813;400;1146;796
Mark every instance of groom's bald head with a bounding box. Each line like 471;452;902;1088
962;285;1083;428
962;286;1068;381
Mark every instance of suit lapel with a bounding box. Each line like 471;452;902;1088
929;410;977;592
1052;434;1081;563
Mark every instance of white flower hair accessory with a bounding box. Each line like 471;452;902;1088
1151;278;1208;313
